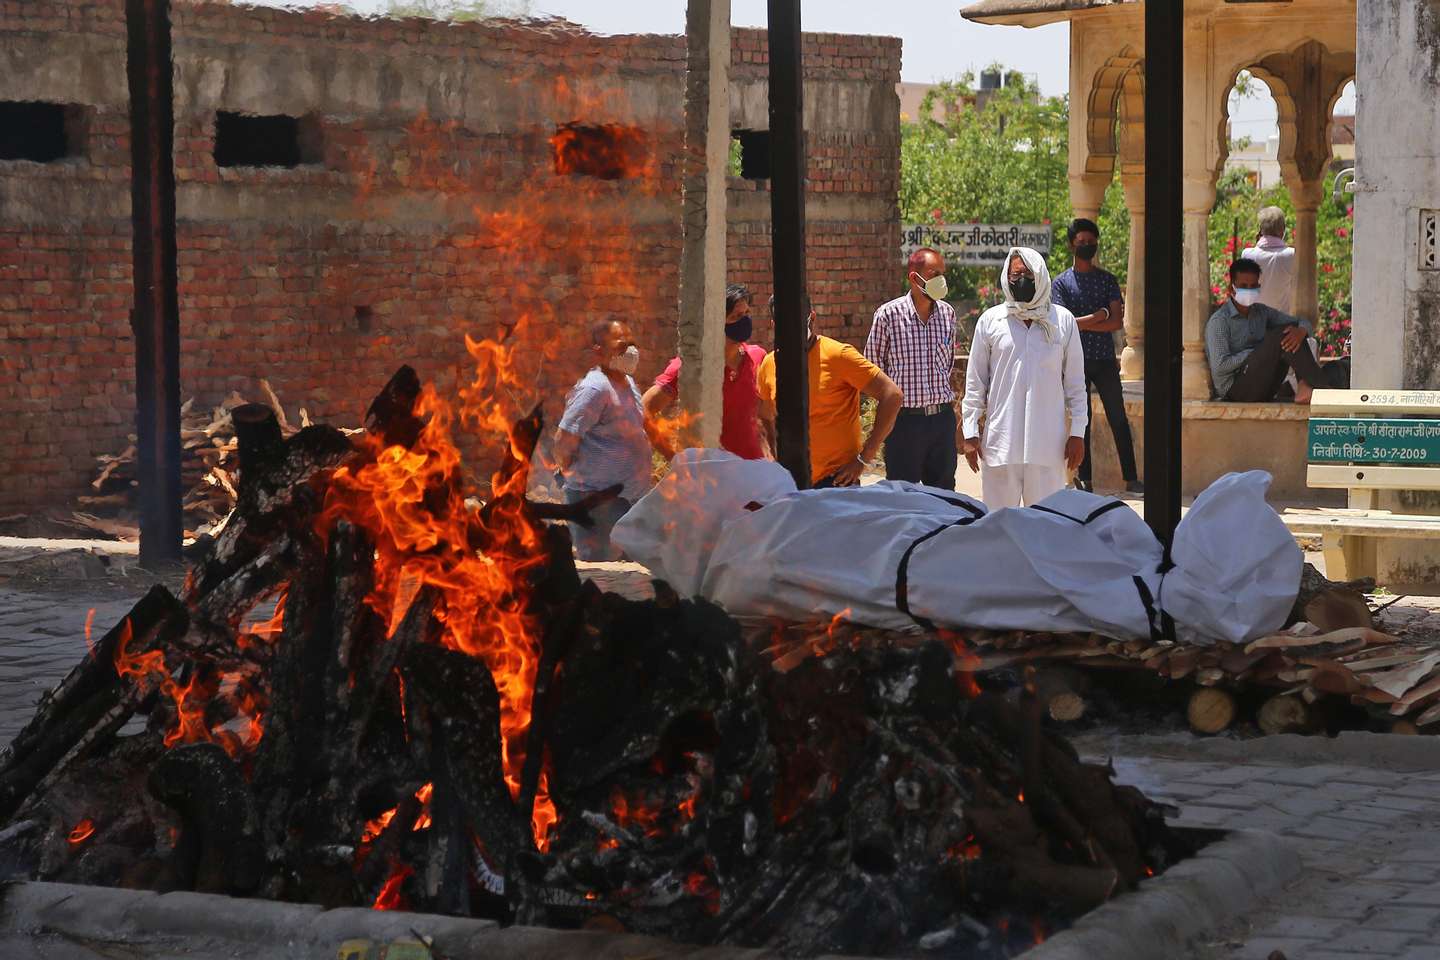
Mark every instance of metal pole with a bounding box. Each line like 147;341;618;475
1143;0;1183;544
126;0;183;566
767;0;810;489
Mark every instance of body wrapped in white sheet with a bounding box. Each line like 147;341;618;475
613;453;1298;646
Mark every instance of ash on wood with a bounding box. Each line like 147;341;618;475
3;366;1192;958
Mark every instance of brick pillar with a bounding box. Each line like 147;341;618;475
677;0;730;449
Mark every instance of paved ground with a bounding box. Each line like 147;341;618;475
3;546;1440;958
1063;733;1440;960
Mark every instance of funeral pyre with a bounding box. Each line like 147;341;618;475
0;366;1195;958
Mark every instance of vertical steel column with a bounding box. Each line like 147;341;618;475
766;0;810;489
126;0;183;566
1144;0;1183;544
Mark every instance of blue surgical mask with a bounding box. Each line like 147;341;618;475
1233;288;1262;307
725;314;753;343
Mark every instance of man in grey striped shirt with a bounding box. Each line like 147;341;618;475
865;248;959;490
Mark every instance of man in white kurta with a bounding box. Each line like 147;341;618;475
961;246;1088;509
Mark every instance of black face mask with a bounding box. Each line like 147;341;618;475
1010;275;1037;303
724;314;753;343
1075;243;1098;261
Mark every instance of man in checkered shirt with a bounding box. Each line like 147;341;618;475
864;247;959;490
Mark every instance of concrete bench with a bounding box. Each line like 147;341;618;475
1299;388;1440;582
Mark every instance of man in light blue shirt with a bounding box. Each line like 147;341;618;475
554;320;656;560
1205;258;1325;403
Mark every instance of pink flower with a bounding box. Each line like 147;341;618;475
1322;263;1335;273
1336;227;1348;238
1346;206;1354;219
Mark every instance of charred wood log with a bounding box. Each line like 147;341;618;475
0;587;187;821
147;743;264;895
0;586;184;776
365;365;424;450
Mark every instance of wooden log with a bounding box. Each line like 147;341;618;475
1187;688;1236;735
1257;693;1311;735
148;742;264;895
1033;667;1089;723
0;586;186;819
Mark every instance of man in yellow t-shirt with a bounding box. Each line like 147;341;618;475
757;298;903;487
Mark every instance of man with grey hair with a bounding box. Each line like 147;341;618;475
1240;206;1296;314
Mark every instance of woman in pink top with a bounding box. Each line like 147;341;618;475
642;283;767;460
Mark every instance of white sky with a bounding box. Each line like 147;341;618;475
243;0;1357;138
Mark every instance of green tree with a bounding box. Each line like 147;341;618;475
899;67;1071;335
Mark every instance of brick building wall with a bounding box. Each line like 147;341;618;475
0;0;901;514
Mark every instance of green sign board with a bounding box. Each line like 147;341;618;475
1308;418;1440;464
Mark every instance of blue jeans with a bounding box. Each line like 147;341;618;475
564;489;632;561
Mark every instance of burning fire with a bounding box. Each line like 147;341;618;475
67;819;95;846
112;618;266;761
939;629;983;699
83;608;95;656
611;787;664;838
372;861;414;911
321;354;558;848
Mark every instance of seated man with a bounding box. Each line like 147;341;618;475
1205;259;1326;403
757;296;903;488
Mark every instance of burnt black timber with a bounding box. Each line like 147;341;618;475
231;404;287;499
148;742;264;895
126;0;183;567
1143;0;1184;543
767;0;811;489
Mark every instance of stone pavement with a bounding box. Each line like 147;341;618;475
1070;733;1440;960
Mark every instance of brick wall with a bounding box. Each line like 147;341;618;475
0;0;901;514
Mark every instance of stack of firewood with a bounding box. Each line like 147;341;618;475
939;574;1440;736
84;383;357;536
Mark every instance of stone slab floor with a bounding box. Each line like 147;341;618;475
2;554;1440;959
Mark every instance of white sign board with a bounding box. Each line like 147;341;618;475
901;223;1052;268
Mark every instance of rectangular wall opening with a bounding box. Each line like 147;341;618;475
0;101;82;163
214;111;321;168
731;129;771;181
550;122;646;179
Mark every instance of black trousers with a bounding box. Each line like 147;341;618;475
883;406;958;490
1226;327;1326;402
1078;358;1137;485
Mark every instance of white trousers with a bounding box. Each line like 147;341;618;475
981;463;1067;510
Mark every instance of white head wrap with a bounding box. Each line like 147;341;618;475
998;246;1054;340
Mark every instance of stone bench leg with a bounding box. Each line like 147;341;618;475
1322;531;1376;582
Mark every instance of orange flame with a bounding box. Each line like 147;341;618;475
611;787;664;838
83;608;96;657
371;861;414;911
239;588;288;647
67;819;95;845
113;618;266;760
938;629;983;699
320;339;562;849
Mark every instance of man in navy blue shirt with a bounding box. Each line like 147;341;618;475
1050;218;1142;494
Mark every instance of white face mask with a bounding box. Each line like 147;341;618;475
1233;287;1262;307
913;271;948;301
608;344;640;376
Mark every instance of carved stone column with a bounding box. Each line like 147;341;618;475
1120;167;1145;380
1181;175;1218;400
1287;176;1324;327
